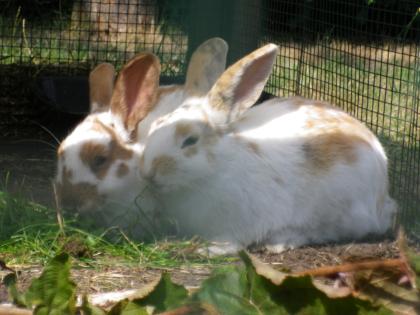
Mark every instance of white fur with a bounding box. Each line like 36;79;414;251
140;90;396;255
55;91;190;237
55;38;229;238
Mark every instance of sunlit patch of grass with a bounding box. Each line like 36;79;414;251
0;11;188;76
0;190;235;268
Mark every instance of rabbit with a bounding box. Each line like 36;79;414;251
55;38;229;238
139;43;397;255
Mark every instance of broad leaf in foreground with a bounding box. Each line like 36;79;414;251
192;251;393;315
24;252;76;315
192;265;258;314
107;300;148;315
80;295;107;315
131;272;189;313
3;272;26;307
353;270;420;315
351;232;420;315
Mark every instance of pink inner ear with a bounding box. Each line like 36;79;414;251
233;52;275;107
111;54;160;131
123;62;149;117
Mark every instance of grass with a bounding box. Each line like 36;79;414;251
0;8;188;76
0;189;236;268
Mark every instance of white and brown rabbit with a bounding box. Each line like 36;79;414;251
55;38;228;237
139;44;397;255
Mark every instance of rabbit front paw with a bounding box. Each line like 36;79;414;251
197;241;241;257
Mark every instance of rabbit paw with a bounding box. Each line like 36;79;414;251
264;243;296;253
197;241;241;257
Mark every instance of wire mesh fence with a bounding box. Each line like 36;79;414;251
0;0;189;73
0;0;419;239
261;0;419;240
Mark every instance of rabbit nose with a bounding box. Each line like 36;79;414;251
142;170;156;184
56;186;82;211
139;157;155;182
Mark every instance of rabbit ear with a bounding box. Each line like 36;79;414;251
207;44;278;125
89;63;115;113
185;37;228;96
111;53;161;132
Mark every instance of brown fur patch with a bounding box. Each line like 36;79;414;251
303;132;368;172
89;63;115;113
185;38;227;96
79;142;110;179
202;132;219;148
184;147;198;157
152;155;177;176
302;102;375;146
305;120;315;129
246;141;261;156
234;134;262;156
117;163;129;178
208;44;277;117
57;143;65;157
175;123;193;139
79;120;133;179
57;167;102;210
93;120;133;160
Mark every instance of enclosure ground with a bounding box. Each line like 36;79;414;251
0;240;406;303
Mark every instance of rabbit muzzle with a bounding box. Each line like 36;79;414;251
55;179;104;214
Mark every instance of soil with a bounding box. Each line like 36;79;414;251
0;239;404;305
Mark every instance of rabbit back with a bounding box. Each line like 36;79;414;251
228;96;395;244
156;96;396;248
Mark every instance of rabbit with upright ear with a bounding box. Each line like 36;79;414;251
140;44;397;255
55;38;228;238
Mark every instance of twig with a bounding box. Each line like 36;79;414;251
294;258;404;277
31;121;61;147
52;182;65;235
76;289;138;308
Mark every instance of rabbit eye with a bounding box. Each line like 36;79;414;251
181;136;199;149
92;155;108;169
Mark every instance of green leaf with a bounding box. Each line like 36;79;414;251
192;266;258;314
108;300;148;315
80;295;107;315
131;272;188;312
3;273;27;307
242;251;393;315
24;253;76;315
193;251;393;315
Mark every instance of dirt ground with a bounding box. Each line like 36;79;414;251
0;240;401;303
0;121;411;305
